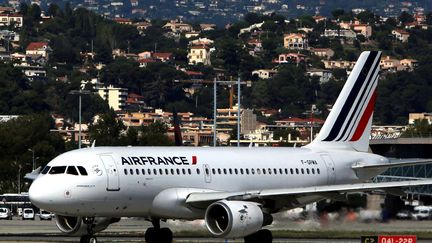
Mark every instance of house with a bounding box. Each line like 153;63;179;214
409;113;432;125
380;56;401;72
392;29;410;43
125;93;146;111
138;51;152;59
114;18;132;25
189;38;214;46
138;58;156;68
200;23;216;31
188;45;211;65
135;21;151;34
152;52;173;62
0;13;23;27
323;29;357;39
322;60;356;69
185;32;200;39
283;33;308;50
310;48;334;60
252;69;277;79
313;15;326;23
26;42;51;58
275;53;306;64
352;23;372;38
399;59;418;71
307;68;333;83
163;20;193;33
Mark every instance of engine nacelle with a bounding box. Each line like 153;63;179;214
205;200;272;238
55;215;120;235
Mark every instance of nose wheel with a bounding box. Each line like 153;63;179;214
80;217;98;243
144;219;173;243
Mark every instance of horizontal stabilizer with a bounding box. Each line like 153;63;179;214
352;158;432;170
24;166;41;181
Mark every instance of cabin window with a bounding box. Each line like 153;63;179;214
124;169;128;175
67;166;79;176
136;169;140;175
49;166;66;174
41;166;51;175
188;169;192;175
306;168;310;174
148;169;151;175
240;169;244;174
234;168;238;174
159;169;163;175
176;168;180;175
251;168;255;175
274;168;278;174
284;168;288;174
153;169;157;175
218;168;221;174
262;168;266;175
301;168;304;174
212;168;216;174
196;169;200;174
246;169;249;175
130;169;134;175
223;168;227;174
280;168;283;174
165;169;169;175
311;168;315;174
229;168;233;174
290;168;294;174
268;168;272;175
77;166;88;176
171;169;174;175
317;168;320;174
257;169;261;174
295;168;299;174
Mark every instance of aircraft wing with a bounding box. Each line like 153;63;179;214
186;179;432;204
352;158;432;170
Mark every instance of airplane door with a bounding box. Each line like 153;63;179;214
100;155;120;191
203;164;211;183
321;154;336;185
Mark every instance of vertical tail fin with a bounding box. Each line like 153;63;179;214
308;51;382;152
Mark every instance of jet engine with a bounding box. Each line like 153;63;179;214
205;200;273;238
55;215;120;235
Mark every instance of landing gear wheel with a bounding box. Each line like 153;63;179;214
244;229;273;243
80;235;98;243
145;219;173;243
80;217;97;243
159;228;173;243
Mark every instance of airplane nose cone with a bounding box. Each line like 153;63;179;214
29;178;50;209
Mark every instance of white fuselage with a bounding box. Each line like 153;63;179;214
29;146;385;219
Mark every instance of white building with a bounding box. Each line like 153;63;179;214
97;85;128;111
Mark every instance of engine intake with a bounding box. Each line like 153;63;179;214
55;215;120;235
205;200;272;238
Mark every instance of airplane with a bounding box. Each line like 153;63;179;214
29;51;432;243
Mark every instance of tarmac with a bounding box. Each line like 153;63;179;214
1;215;432;242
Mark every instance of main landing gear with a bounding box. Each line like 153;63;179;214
80;217;98;243
244;229;273;243
144;219;173;243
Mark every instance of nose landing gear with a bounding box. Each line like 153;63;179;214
80;217;98;243
144;219;173;243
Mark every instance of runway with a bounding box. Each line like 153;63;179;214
1;216;431;242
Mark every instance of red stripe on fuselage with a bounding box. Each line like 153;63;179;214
350;90;377;141
192;156;197;165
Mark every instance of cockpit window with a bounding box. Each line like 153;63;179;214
66;166;79;176
41;166;51;175
77;166;88;176
49;166;66;174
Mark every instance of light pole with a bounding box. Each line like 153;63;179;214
27;149;35;171
69;90;91;149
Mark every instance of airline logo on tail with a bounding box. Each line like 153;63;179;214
322;51;381;142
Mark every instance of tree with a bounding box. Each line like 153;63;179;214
399;11;414;25
88;110;126;146
0;114;65;193
138;121;173;146
331;9;345;20
402;119;432;137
